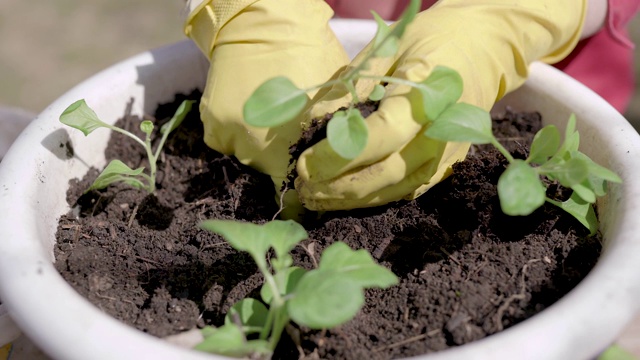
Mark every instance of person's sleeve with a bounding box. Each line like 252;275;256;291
607;0;640;47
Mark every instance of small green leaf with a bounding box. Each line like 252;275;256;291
597;344;637;360
418;66;463;120
198;219;307;269
288;242;397;329
195;324;271;357
588;175;608;197
288;270;364;329
243;77;308;127
368;84;386;101
498;160;546;216
549;157;589;188
140;120;154;136
194;324;245;355
571;181;596;203
263;220;308;261
225;298;269;333
424;103;494;144
318;242;398;289
528;125;560;164
59;99;114;136
572;152;622;183
550;192;599;235
392;0;420;39
327;108;368;160
261;266;307;304
87;159;145;192
565;114;577;143
160;99;195;134
372;12;399;57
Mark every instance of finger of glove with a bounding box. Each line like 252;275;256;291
296;140;470;211
298;81;427;183
200;0;349;178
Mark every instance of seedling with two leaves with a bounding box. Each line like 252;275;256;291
59;99;194;193
196;219;398;357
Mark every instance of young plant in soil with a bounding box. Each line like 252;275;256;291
424;108;621;234
196;219;398;357
242;0;620;234
59;99;194;193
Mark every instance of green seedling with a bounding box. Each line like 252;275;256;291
196;219;398;358
59;99;194;193
424;102;621;234
243;0;424;160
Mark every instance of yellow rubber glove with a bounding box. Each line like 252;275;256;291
295;0;586;211
184;0;349;215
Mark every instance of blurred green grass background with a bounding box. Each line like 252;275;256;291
1;0;640;127
0;0;185;113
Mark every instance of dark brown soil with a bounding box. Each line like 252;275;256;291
54;92;601;359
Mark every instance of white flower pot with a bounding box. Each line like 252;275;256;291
0;303;20;347
0;19;639;360
0;106;33;348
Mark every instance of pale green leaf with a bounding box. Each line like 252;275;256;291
327;108;368;160
198;220;307;268
263;220;308;260
550;192;598;235
597;344;637;360
497;160;546;216
392;0;420;38
195;324;245;355
417;66;463;120
565;114;577;144
288;270;364;329
243;77;308;127
549;157;589;188
528;125;560;164
572;152;622;183
199;220;270;266
261;266;307;304
318;242;398;289
87;159;145;191
224;298;269;333
160;99;195;134
424;103;494;144
59;99;114;136
288;242;397;329
140;120;154;136
195;324;271;357
369;84;386;101
372;12;398;57
570;181;596;203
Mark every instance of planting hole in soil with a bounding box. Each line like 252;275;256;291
55;91;601;359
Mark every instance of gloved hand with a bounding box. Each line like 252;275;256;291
295;0;586;211
184;0;349;215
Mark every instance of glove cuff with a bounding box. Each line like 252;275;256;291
184;0;259;59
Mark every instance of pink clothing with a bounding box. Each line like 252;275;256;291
326;0;640;113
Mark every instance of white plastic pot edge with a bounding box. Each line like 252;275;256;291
0;303;21;347
0;19;637;360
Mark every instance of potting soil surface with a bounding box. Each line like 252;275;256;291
54;92;601;359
